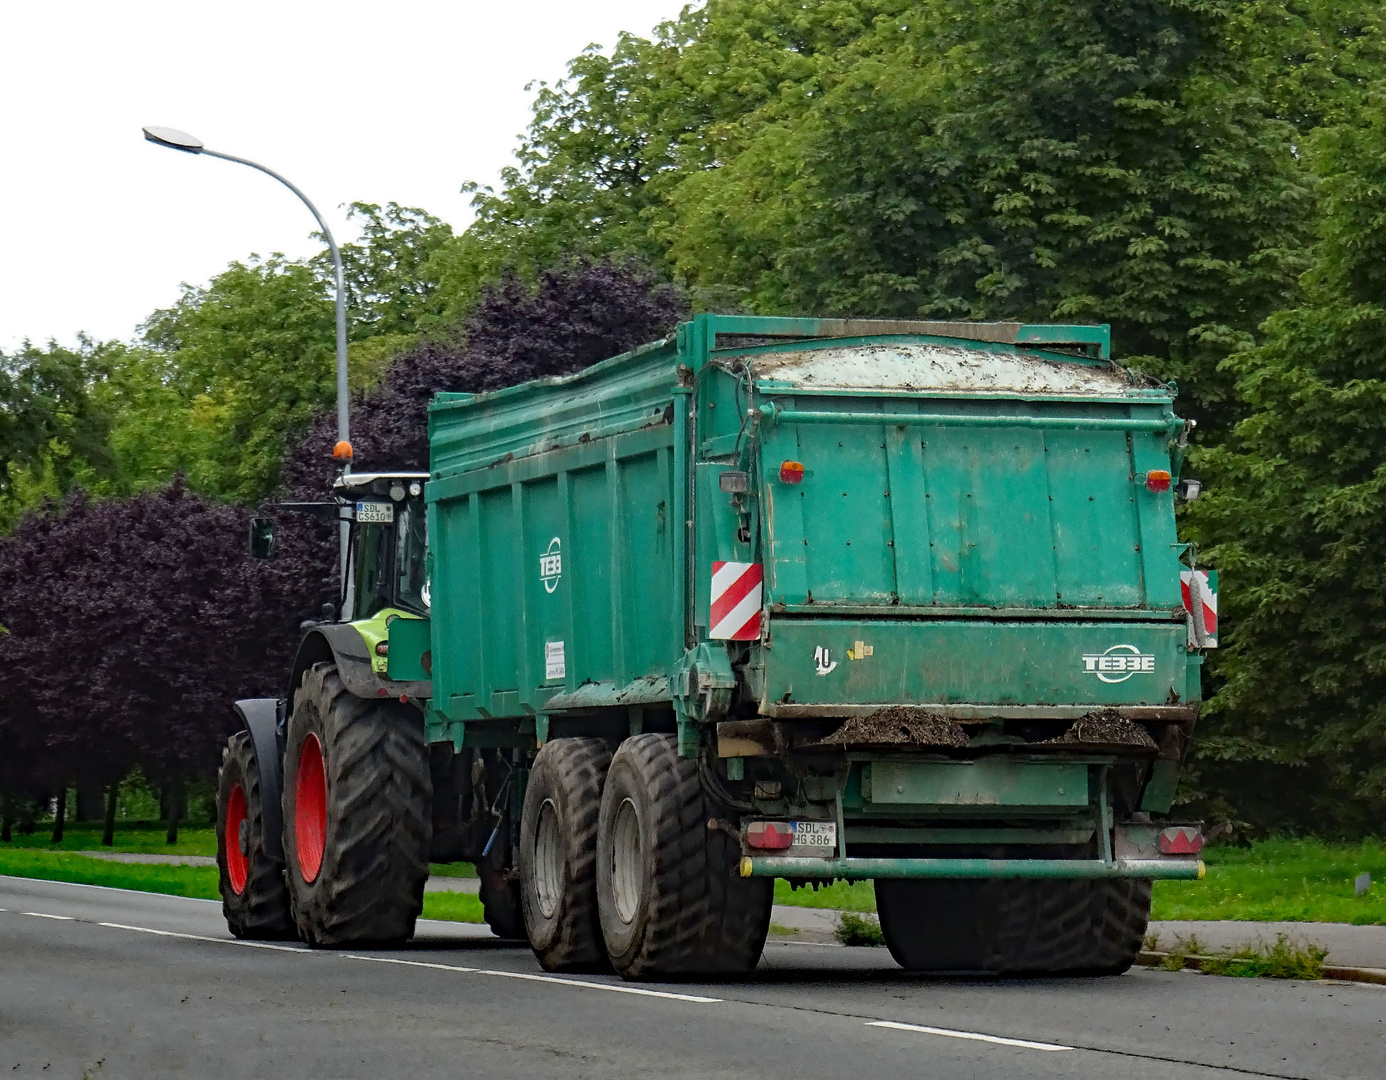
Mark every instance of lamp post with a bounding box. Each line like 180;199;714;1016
143;125;352;588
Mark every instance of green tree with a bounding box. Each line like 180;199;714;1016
1182;90;1386;835
0;338;118;524
140;256;336;503
666;0;1318;423
453;0;1386;427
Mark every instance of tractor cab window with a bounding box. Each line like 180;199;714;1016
351;521;393;620
396;502;429;614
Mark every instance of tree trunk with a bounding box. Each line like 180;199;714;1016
165;779;183;845
52;788;67;844
102;779;120;847
2;788;11;842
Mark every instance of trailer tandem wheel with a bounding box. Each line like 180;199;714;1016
875;877;1152;975
281;662;432;946
596;734;772;979
518;738;614;970
216;731;294;939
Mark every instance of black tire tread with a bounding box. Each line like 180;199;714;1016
284;662;432;946
217;731;294;940
520;738;612;969
876;877;1151;975
602;734;771;978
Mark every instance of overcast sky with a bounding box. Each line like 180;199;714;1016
0;1;684;353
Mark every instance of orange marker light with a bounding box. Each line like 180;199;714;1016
1146;469;1172;493
779;460;805;484
333;440;354;461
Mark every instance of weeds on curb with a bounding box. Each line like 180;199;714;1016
1161;934;1207;971
1147;931;1327;979
1200;935;1327;979
835;912;885;947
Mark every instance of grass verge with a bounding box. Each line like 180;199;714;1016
775;879;875;912
1149;838;1386;924
1;824;216;858
0;848;486;924
0;848;219;899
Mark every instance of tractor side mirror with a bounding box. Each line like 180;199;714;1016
249;517;278;560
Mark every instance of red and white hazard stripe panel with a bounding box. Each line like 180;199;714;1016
710;561;763;640
1180;570;1218;648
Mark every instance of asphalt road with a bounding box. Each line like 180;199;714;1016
2;876;1381;1080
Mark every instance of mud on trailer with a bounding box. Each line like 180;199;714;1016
219;314;1214;977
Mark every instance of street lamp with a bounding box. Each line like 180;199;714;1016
143;125;352;587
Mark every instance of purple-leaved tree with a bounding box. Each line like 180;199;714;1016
282;259;689;496
0;481;319;840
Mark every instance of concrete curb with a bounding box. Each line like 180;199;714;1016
1137;950;1386;985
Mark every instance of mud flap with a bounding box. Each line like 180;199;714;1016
233;698;284;860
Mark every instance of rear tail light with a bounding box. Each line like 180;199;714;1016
1146;469;1172;493
779;461;805;484
744;821;794;850
1159;826;1203;855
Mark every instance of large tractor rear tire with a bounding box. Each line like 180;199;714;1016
216;731;294;940
875;878;1151;975
596;734;771;979
519;738;613;970
281;662;432;946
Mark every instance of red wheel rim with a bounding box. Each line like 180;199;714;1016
295;733;328;883
225;783;248;895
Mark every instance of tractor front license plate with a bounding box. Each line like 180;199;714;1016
356;501;394;523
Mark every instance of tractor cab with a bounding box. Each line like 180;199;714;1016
248;470;430;626
333;472;430;622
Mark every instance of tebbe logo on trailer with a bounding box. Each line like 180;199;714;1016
1082;643;1155;683
539;537;562;593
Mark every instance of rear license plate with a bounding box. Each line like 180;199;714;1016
790;821;836;855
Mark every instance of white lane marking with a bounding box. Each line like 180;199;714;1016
98;922;306;953
867;1020;1072;1052
347;954;721;1003
21;911;74;920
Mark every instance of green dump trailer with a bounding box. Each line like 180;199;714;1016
217;314;1213;979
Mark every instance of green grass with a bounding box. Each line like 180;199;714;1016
1150;838;1386;925
0;847;486;923
420;889;485;923
0;823;216;858
0;848;220;899
775;878;876;912
427;861;478;878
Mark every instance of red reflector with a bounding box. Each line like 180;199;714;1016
375;641;389;656
779;461;805;484
745;821;795;850
1146;469;1172;493
1159;827;1203;855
